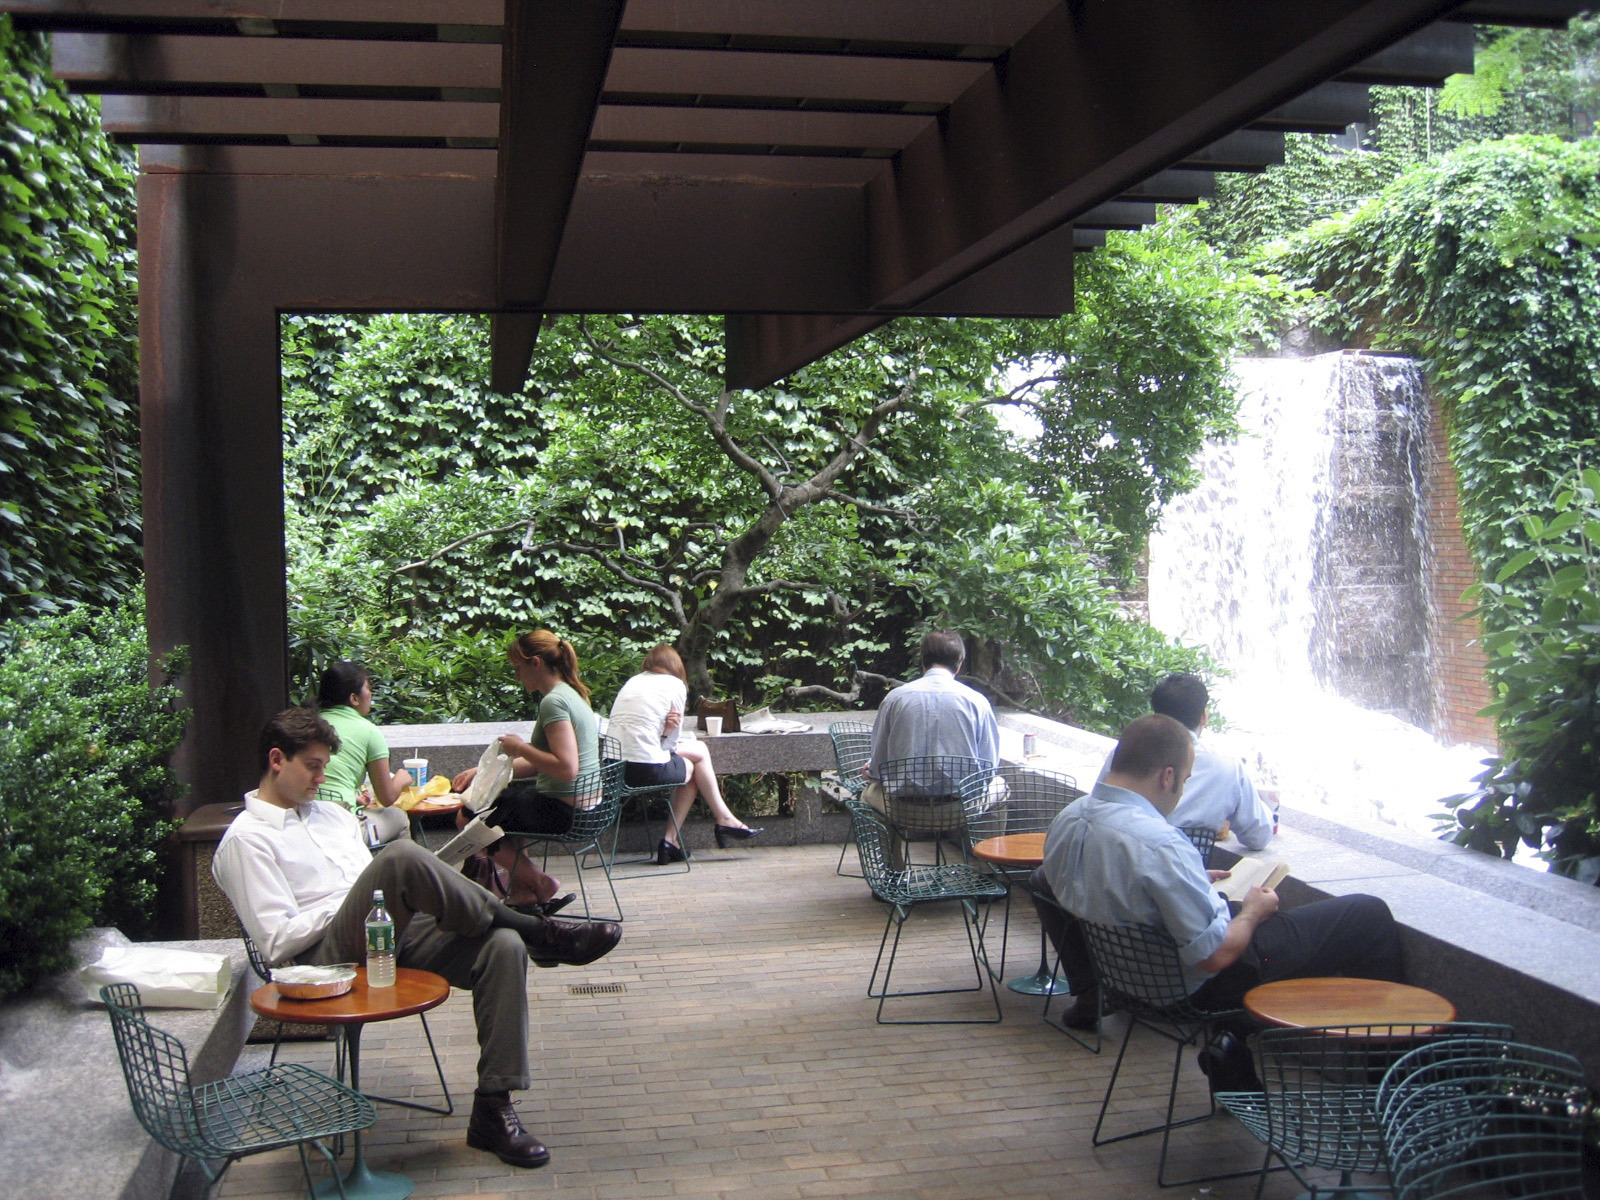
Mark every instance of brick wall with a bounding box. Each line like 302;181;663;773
1423;394;1498;748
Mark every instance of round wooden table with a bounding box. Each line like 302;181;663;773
1244;977;1456;1030
252;967;450;1200
970;832;1062;996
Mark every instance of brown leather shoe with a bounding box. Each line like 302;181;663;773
524;916;622;968
1059;988;1101;1031
466;1092;550;1168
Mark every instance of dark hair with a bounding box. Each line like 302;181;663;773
509;629;591;703
1151;673;1209;730
1108;714;1193;779
640;643;687;682
258;707;340;773
920;630;965;672
316;661;369;710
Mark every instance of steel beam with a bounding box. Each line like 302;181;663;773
724;313;890;393
488;0;620;392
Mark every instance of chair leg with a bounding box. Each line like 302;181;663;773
566;841;625;923
354;1012;453;1116
868;901;1002;1025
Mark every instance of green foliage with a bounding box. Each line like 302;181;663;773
0;19;141;621
1278;136;1600;878
0;588;188;999
283;226;1243;720
1443;468;1600;880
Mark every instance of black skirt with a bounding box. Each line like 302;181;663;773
486;781;575;836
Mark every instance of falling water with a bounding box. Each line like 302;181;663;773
1148;353;1492;839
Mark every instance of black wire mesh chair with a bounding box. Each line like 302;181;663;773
843;796;1006;1024
1077;918;1262;1187
102;982;376;1200
959;763;1079;979
1180;825;1219;868
876;755;992;866
827;720;873;877
599;732;692;879
239;925;452;1116
1216;1022;1514;1200
502;758;627;921
1377;1035;1587;1200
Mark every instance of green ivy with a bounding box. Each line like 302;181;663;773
1277;136;1600;878
0;19;141;622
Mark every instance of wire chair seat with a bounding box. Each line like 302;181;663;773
1216;1022;1519;1200
102;982;375;1199
598;734;692;877
499;758;627;921
827;721;873;876
843;796;1005;1024
1376;1036;1587;1200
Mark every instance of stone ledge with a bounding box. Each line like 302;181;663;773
0;940;254;1200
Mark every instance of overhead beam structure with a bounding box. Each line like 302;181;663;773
9;0;1590;813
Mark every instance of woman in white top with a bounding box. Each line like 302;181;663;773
608;644;761;864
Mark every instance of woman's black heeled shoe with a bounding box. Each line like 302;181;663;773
713;824;763;849
656;838;688;865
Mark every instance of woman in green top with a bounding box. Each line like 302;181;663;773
457;630;599;835
315;661;413;811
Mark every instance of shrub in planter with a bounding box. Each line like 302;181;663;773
0;591;187;1000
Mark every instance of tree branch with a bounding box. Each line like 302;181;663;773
392;519;532;572
782;669;904;706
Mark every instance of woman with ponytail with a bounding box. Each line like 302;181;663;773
455;631;599;913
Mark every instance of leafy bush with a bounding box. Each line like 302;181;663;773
0;590;188;999
0;20;141;622
1445;468;1600;880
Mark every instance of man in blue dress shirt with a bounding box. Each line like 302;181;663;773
1036;714;1401;1086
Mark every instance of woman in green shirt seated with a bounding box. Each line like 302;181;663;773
316;661;413;811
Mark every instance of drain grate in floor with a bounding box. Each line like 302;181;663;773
568;982;626;995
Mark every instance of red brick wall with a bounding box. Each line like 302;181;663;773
1424;394;1498;748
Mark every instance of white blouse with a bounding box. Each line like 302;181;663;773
607;671;686;764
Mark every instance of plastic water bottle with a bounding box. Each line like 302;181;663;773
365;889;396;989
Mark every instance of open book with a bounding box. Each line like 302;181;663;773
1214;856;1290;902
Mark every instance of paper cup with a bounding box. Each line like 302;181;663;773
403;758;429;788
703;716;723;737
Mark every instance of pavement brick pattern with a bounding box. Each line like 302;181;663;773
219;844;1351;1199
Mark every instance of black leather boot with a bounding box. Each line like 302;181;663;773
467;1091;550;1167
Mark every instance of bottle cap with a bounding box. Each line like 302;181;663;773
372;889;385;905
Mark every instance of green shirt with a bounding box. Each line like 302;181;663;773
318;705;390;811
532;682;598;796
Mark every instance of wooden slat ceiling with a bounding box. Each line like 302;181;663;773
7;0;1593;389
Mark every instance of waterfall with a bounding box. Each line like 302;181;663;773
1148;353;1492;838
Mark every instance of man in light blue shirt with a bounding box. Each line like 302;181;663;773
865;629;998;793
1096;673;1275;850
1036;714;1402;1085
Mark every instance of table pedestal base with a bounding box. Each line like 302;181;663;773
1006;968;1068;995
314;1159;413;1200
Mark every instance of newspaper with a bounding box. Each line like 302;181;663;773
435;813;505;868
739;706;811;734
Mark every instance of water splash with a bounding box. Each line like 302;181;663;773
1148;354;1492;840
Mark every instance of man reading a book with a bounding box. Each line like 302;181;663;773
215;708;623;1169
1034;713;1403;1088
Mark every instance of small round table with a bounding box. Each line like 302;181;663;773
970;832;1065;996
1244;977;1457;1030
252;967;450;1200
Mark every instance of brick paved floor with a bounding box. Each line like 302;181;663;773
218;842;1361;1199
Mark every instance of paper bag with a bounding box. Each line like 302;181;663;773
80;945;232;1009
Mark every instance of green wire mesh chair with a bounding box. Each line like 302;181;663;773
102;982;376;1200
1216;1022;1514;1200
959;763;1079;979
599;732;692;879
843;796;1006;1025
1077;918;1262;1188
502;758;627;922
827;720;873;877
876;754;992;866
1377;1035;1587;1200
239;925;451;1116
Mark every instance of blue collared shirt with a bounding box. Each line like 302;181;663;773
1097;732;1275;851
1039;781;1231;994
865;667;999;780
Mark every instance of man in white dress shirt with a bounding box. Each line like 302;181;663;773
214;708;622;1169
1097;673;1275;850
1036;714;1402;1086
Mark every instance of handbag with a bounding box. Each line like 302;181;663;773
696;698;741;733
